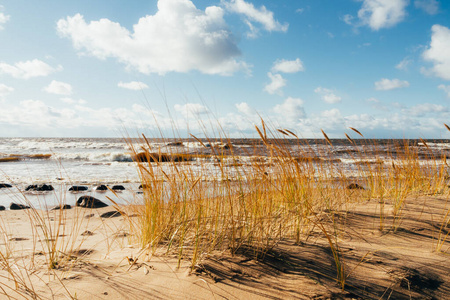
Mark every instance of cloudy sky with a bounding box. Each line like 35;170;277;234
0;0;450;138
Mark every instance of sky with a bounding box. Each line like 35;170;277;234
0;0;450;138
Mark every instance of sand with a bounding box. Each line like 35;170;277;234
0;195;449;299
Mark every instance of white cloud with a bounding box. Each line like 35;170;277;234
357;0;409;30
438;84;450;97
0;6;10;30
374;78;410;90
271;58;304;73
264;72;286;95
43;80;73;95
236;102;254;115
0;59;62;79
422;25;450;80
118;81;149;90
296;8;304;14
223;0;288;36
273;97;305;121
0;83;13;97
174;103;209;117
395;57;412;70
61;97;87;105
414;0;439;15
367;97;389;111
57;1;248;76
314;87;342;103
402;103;448;117
342;14;354;25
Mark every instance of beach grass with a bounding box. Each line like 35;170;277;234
0;122;449;298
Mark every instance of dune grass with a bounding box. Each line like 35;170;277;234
126;121;450;290
0;121;449;297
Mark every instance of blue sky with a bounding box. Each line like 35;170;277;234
0;0;450;138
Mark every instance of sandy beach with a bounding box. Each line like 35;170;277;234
1;193;449;299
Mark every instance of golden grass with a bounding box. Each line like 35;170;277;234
126;121;450;290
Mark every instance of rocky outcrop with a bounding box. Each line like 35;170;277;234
50;204;72;210
100;211;122;218
347;183;365;190
76;196;108;208
69;186;88;192
0;206;5;211
10;203;31;210
25;184;54;192
0;183;12;188
95;185;108;191
112;185;125;191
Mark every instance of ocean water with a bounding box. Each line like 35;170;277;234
0;137;449;209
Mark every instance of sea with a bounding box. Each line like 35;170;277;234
0;137;449;209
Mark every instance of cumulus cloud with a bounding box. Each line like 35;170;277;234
438;84;450;97
236;102;254;115
357;0;409;30
0;83;14;97
264;72;286;95
57;1;249;76
273;97;305;122
314;87;342;103
118;81;149;90
395;57;412;70
174;103;210;117
271;58;304;73
374;78;410;90
223;0;288;37
414;0;439;15
0;59;62;79
43;80;73;95
422;25;450;80
402;103;448;117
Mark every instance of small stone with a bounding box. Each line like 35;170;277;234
10;203;31;210
100;211;122;218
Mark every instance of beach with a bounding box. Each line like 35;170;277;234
0;195;449;299
1;137;450;299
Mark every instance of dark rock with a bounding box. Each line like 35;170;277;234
0;183;12;188
0;206;5;211
217;143;233;150
84;214;95;219
347;183;365;190
95;185;108;191
100;211;122;218
50;204;72;210
81;230;94;236
111;185;125;191
138;184;150;189
76;196;108;208
166;141;184;146
10;203;31;210
69;186;88;192
25;184;54;192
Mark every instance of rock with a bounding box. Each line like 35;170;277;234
95;185;108;191
76;196;108;208
138;184;150;189
0;206;5;211
166;141;184;146
50;204;72;210
81;230;94;236
25;184;54;192
347;183;365;190
0;183;12;188
111;185;125;191
100;211;122;218
69;186;88;192
10;203;31;210
217;143;233;150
